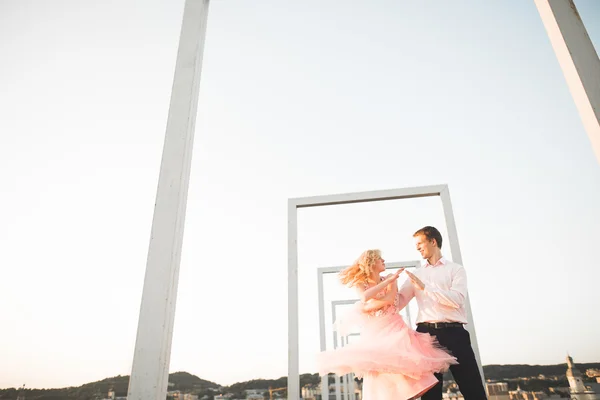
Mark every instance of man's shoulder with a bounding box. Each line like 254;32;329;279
443;258;465;270
416;258;465;269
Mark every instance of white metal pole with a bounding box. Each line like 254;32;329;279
127;1;210;399
535;0;600;165
318;271;329;400
288;201;300;400
339;337;348;400
440;187;485;387
332;304;341;400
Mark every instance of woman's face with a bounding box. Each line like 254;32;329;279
373;256;386;273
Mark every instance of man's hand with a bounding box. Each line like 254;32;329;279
405;270;425;291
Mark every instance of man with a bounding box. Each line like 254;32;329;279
397;226;487;400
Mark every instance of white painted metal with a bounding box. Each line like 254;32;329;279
317;269;329;400
290;184;484;399
331;301;359;400
291;185;446;209
331;300;353;400
343;334;359;400
340;337;349;400
535;0;600;164
288;200;300;400
341;334;359;400
127;1;210;399
347;376;353;399
440;186;485;387
344;369;349;400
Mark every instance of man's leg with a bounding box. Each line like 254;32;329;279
416;325;444;400
419;372;443;400
448;328;487;400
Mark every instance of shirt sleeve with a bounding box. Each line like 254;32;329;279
396;278;415;311
424;265;468;309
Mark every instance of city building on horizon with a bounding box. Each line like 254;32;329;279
567;355;599;400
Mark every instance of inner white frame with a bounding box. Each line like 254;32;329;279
288;184;484;399
331;300;358;400
337;332;359;400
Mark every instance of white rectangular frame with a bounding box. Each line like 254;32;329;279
288;184;484;399
338;333;358;400
331;301;358;400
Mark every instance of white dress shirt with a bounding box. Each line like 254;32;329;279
397;257;468;324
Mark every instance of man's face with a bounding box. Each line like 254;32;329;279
414;234;436;259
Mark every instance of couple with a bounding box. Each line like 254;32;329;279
316;226;487;400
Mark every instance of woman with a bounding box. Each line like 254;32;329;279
316;249;457;400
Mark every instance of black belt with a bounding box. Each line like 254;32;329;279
417;322;464;329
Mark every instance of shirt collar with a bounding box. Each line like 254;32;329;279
424;256;446;268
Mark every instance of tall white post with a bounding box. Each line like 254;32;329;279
127;1;210;399
288;200;300;400
440;186;486;386
535;0;600;165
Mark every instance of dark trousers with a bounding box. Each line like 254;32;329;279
416;324;487;400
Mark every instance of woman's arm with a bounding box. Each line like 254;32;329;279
358;269;403;303
361;281;398;312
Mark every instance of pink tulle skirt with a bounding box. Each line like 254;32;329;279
316;305;457;399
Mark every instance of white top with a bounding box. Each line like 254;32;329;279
397;256;468;324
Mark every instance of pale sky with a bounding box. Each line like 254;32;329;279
1;0;600;390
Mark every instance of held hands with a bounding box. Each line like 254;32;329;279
360;269;404;311
363;270;404;313
384;268;404;283
405;270;425;291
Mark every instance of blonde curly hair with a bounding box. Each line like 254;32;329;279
339;249;382;287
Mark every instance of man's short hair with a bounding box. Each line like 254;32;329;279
413;226;443;249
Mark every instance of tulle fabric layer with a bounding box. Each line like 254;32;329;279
362;371;439;400
317;303;457;380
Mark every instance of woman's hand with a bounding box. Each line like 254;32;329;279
385;269;403;293
358;269;402;303
384;268;404;283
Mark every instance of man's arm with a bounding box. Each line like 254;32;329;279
422;266;468;309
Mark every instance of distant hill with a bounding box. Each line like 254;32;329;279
0;372;220;400
168;372;221;391
224;373;323;394
2;363;599;399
